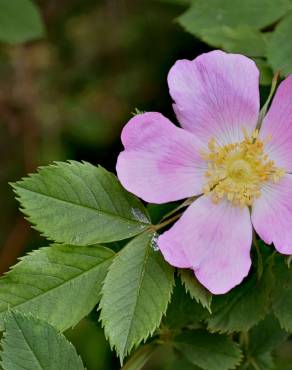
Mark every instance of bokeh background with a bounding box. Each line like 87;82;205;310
0;2;205;369
1;1;292;369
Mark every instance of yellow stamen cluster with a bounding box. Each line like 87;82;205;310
201;129;285;207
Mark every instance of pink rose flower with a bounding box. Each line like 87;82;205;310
116;50;292;294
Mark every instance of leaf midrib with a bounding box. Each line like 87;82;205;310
0;253;114;319
120;238;152;358
15;185;150;226
12;313;44;370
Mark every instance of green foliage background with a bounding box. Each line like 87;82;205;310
1;1;292;370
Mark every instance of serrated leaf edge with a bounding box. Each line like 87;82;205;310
99;233;174;363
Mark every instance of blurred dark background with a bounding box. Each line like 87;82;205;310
0;1;207;369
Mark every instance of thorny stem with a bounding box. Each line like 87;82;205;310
256;71;279;130
253;232;263;280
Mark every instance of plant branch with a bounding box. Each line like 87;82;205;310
152;213;182;232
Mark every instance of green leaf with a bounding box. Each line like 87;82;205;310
178;0;291;38
207;264;273;333
121;344;157;370
272;255;292;332
168;358;201;370
237;353;274;370
0;244;114;331
252;353;274;370
174;329;242;370
237;315;288;370
200;26;268;57
0;0;45;44
267;12;292;76
0;311;85;370
13;161;150;245
179;269;212;311
158;0;190;5
100;231;174;362
249;314;288;356
164;280;209;330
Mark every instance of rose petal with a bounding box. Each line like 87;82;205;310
116;112;207;203
158;196;252;294
260;75;292;172
168;50;260;147
252;174;292;254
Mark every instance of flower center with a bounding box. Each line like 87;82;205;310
201;129;285;207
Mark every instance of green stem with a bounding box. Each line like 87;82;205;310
286;255;292;268
152;213;182;232
239;331;249;352
121;344;157;370
160;196;197;222
250;358;262;370
257;71;279;130
253;232;263;280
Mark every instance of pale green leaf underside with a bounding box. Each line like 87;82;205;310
13;161;150;245
0;244;114;332
0;0;45;44
200;26;268;57
178;0;291;38
179;269;212;311
1;311;85;370
174;329;242;370
100;231;174;362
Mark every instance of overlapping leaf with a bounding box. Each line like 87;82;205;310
236;314;288;370
0;244;114;331
249;314;288;356
0;311;85;370
179;269;212;311
100;231;174;362
164;281;209;330
13;161;150;245
174;329;242;370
